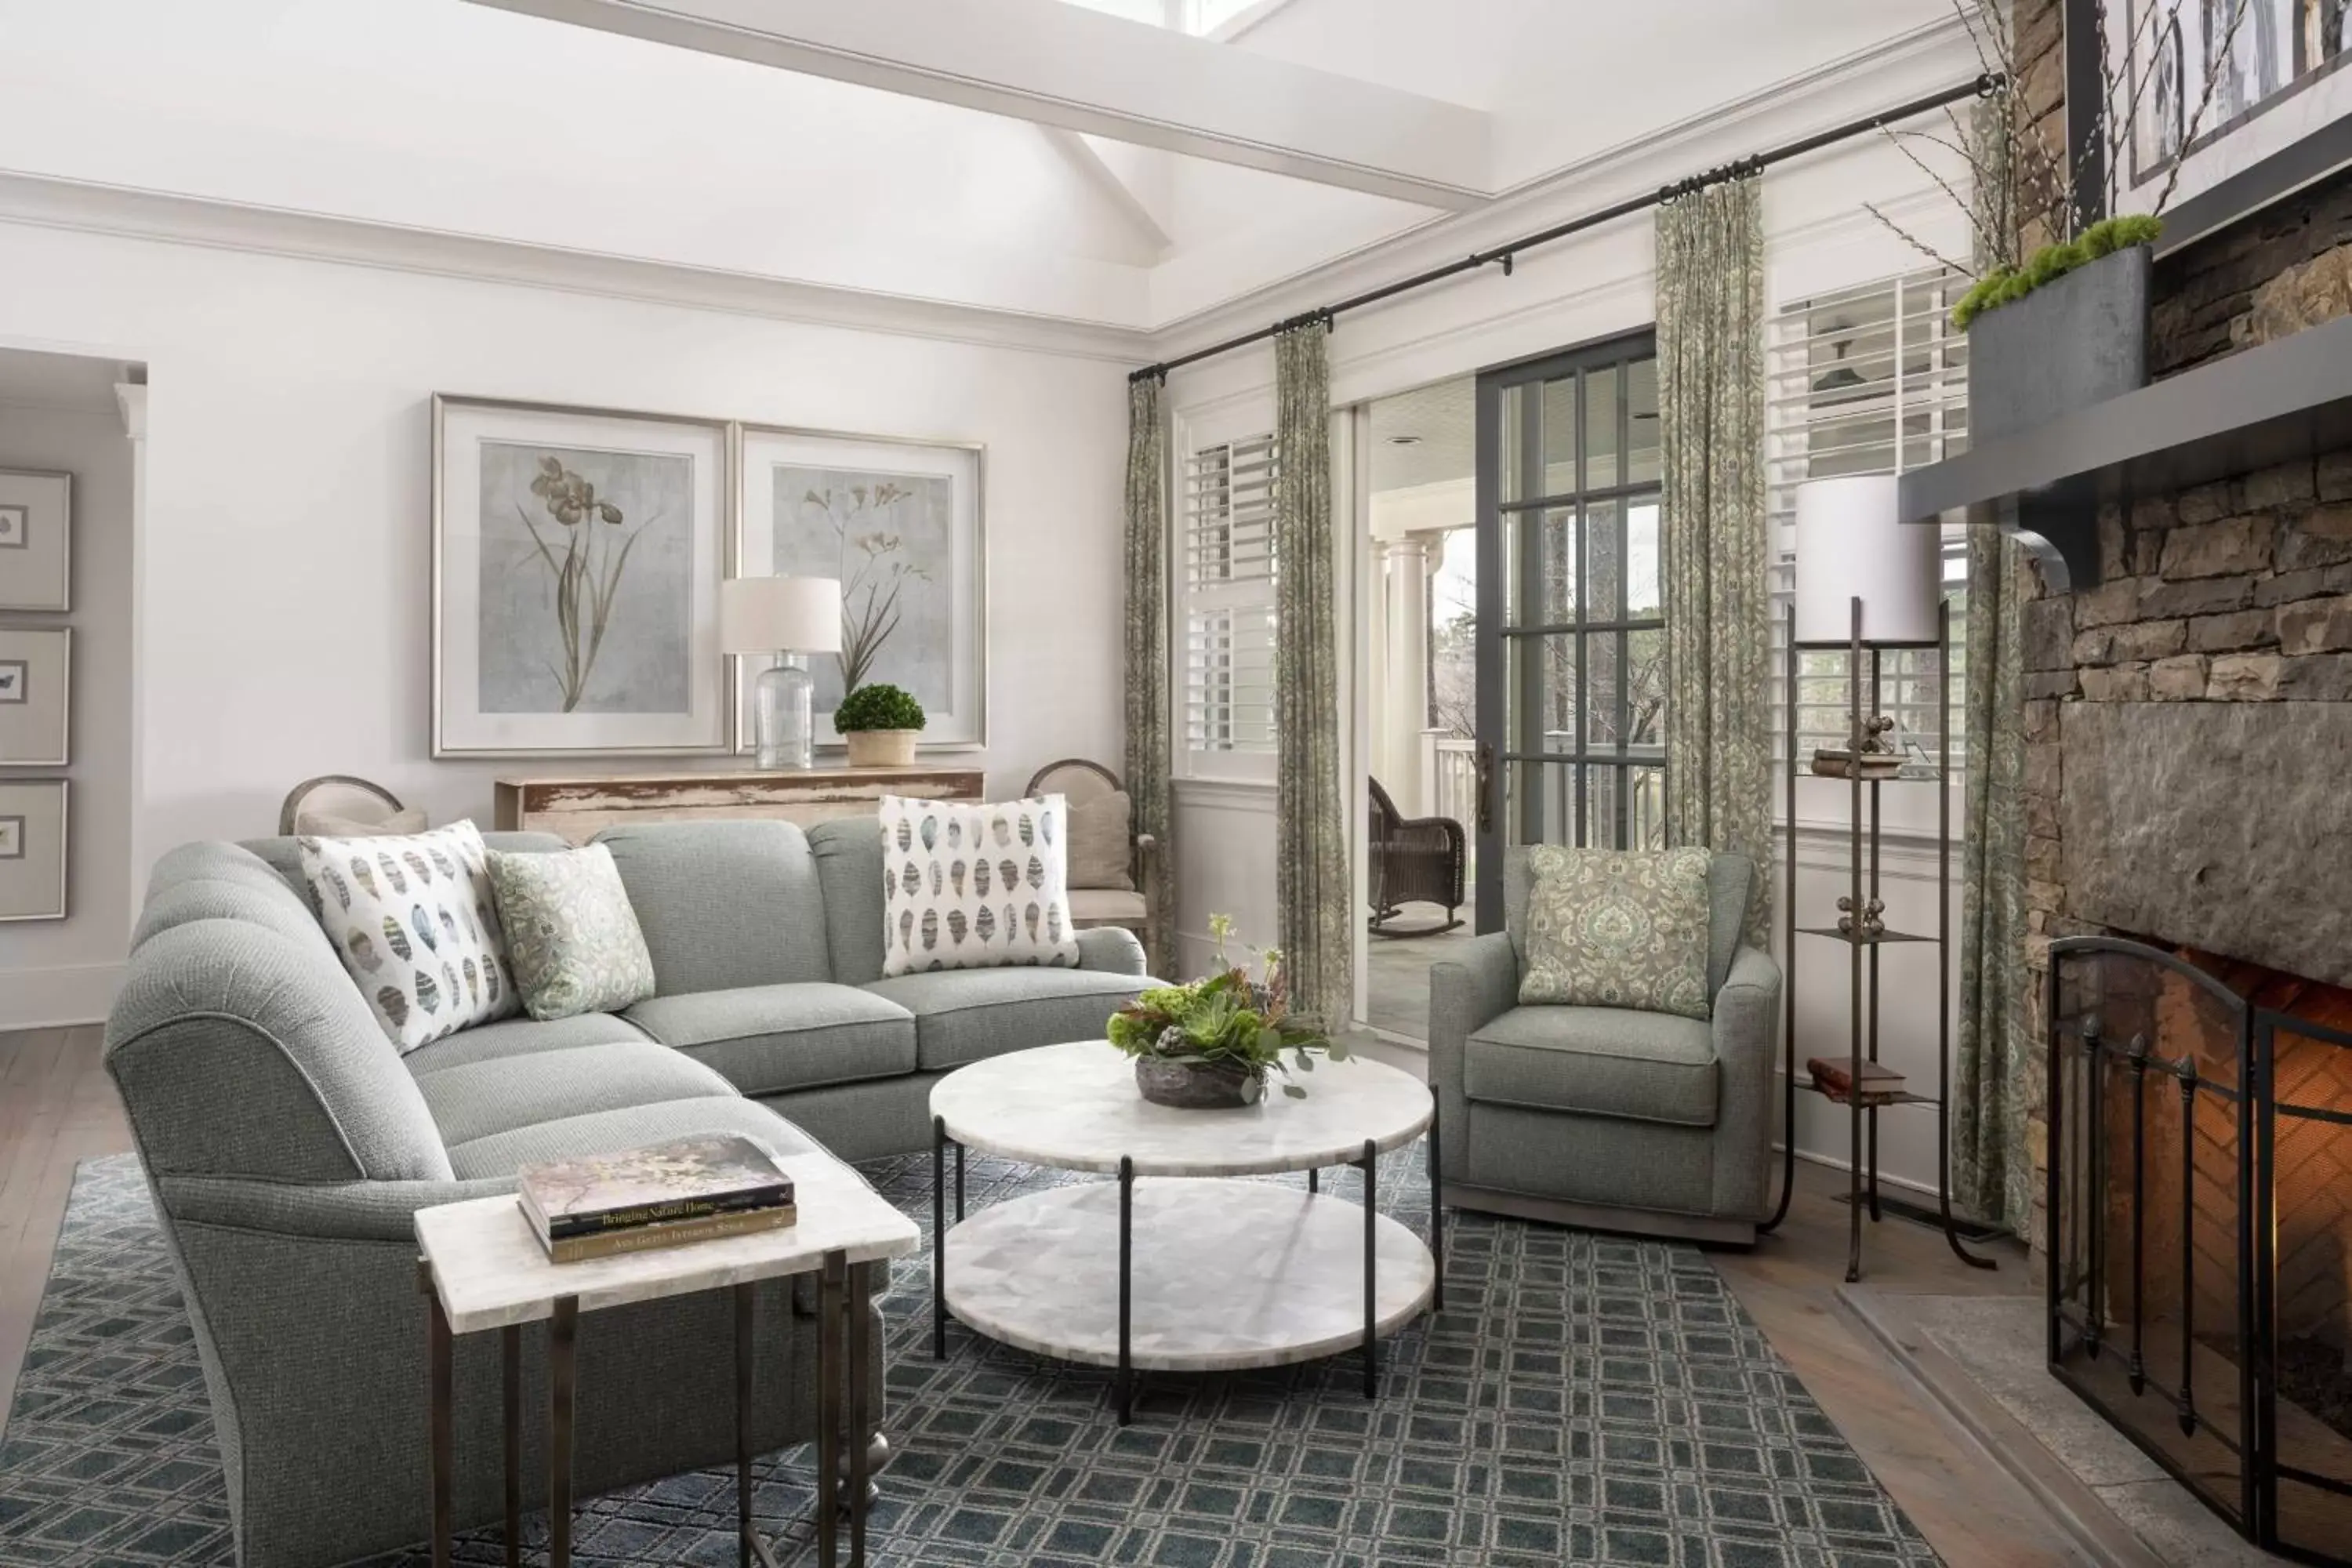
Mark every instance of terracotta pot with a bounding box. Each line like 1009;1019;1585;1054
843;728;920;768
1134;1055;1263;1109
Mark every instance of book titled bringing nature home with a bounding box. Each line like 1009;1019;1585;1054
517;1134;796;1263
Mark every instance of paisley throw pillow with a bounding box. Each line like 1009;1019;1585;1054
298;819;521;1052
1519;844;1715;1020
485;844;658;1022
879;794;1081;976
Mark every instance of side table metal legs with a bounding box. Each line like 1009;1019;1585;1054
816;1255;843;1568
1116;1156;1135;1426
931;1116;949;1361
1427;1090;1444;1315
846;1261;876;1566
500;1325;521;1568
1360;1139;1377;1399
548;1295;577;1568
425;1265;452;1568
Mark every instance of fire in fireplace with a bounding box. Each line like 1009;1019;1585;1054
2047;936;2352;1564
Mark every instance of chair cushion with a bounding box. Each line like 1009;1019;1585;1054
1068;888;1147;925
862;967;1147;1073
402;1012;650;1076
414;1040;737;1149
1464;1006;1718;1127
1066;789;1134;891
596;820;833;995
624;984;917;1098
1518;845;1714;1020
445;1094;818;1181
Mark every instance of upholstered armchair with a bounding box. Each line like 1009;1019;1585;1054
1367;776;1465;935
1428;851;1781;1244
1026;758;1159;965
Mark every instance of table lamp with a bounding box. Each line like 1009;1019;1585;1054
720;575;843;771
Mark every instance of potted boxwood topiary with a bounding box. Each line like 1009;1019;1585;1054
834;682;925;767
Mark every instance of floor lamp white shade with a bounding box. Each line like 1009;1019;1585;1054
1792;475;1941;645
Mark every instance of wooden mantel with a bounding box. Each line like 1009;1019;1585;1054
495;764;986;844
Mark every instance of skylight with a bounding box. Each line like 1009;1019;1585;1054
1056;0;1274;38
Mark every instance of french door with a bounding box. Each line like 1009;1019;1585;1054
1472;331;1664;930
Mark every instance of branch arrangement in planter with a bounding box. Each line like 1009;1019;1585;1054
834;682;926;767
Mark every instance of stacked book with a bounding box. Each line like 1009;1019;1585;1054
1806;1055;1908;1106
517;1133;797;1264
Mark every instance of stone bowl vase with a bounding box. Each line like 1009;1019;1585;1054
1134;1054;1264;1109
844;728;920;767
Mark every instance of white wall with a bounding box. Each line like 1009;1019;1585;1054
0;220;1134;1022
0;393;136;1028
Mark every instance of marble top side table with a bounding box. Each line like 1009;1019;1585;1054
927;1040;1441;1424
413;1147;919;1568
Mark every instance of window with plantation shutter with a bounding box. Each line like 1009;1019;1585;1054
1766;267;1971;783
1181;433;1279;762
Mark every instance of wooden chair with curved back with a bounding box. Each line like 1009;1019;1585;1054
277;775;416;837
1025;757;1159;967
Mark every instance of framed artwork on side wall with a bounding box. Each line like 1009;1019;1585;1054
432;397;735;757
0;627;71;766
735;425;986;752
0;470;71;612
0;779;67;921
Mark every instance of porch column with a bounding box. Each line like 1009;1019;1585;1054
1379;535;1434;816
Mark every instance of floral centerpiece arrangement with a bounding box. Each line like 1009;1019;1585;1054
1107;914;1342;1107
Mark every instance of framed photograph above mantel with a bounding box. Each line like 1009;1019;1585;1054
735;424;986;752
433;397;735;758
2107;0;2352;242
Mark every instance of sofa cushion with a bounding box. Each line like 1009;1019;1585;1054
444;1094;819;1181
808;817;887;986
488;843;658;1020
1463;1006;1717;1128
863;967;1146;1073
624;984;917;1098
877;794;1081;976
597;821;833;995
414;1040;736;1149
402;1012;649;1077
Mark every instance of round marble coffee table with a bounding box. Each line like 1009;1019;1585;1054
927;1039;1439;1423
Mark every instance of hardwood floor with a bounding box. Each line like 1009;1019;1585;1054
0;1025;2074;1563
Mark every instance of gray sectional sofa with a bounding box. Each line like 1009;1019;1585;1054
103;816;1152;1568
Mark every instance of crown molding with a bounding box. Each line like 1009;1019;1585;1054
1143;13;1976;355
0;170;1156;366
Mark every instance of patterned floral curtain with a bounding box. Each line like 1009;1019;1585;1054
1656;173;1771;944
1122;373;1174;978
1955;505;2033;1229
1272;321;1351;1029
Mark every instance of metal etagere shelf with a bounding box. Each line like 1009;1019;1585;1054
1757;593;1998;1283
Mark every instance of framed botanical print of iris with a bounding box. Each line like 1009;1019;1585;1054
736;426;985;751
434;397;734;757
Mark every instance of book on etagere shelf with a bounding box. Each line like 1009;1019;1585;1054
1754;475;1996;1284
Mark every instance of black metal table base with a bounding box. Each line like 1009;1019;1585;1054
931;1087;1446;1425
423;1252;878;1568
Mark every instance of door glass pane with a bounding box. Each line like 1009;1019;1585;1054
1584;764;1620;848
1511;633;1578;754
1584;363;1620;488
1541;376;1577;498
1629;766;1666;849
1627;358;1661;485
1499;383;1526;503
1628;627;1666;748
1508;508;1574;626
1586;631;1622;750
1627;499;1661;619
1584;499;1621;623
1507;759;1575;848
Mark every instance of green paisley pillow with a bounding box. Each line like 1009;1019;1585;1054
1519;844;1715;1020
485;844;657;1022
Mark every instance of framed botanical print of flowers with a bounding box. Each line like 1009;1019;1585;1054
433;397;735;757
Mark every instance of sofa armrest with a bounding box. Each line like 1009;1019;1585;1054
1709;944;1784;1219
1076;924;1147;978
1428;931;1518;1183
158;1173;517;1243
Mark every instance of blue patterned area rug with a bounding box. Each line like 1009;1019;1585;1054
1;1150;1937;1567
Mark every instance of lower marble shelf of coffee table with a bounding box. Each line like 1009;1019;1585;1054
941;1178;1434;1373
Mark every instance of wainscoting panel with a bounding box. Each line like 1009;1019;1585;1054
1172;778;1277;982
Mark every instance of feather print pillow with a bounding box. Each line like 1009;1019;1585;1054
878;793;1081;977
299;819;521;1052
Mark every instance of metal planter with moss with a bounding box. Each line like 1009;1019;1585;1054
1962;217;2158;442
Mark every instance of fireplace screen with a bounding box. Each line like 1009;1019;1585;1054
2048;936;2352;1564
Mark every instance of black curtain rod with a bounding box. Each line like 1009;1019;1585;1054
1131;70;2002;384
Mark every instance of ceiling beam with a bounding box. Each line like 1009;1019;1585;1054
463;0;1492;210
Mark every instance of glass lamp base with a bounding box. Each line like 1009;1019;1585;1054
753;654;815;771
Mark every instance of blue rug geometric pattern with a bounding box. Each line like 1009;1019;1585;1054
0;1151;1939;1566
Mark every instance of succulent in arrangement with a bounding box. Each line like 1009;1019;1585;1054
832;682;926;732
1107;913;1341;1102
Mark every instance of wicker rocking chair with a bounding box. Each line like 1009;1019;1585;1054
1368;776;1465;937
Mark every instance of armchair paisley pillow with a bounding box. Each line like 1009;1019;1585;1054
1519;844;1715;1020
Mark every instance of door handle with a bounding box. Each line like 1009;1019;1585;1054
1474;742;1495;836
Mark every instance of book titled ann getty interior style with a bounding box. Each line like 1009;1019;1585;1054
517;1134;797;1263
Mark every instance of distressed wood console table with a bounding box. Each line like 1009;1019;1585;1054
493;765;985;843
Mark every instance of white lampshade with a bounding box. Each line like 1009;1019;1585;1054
1792;475;1942;645
720;575;843;655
